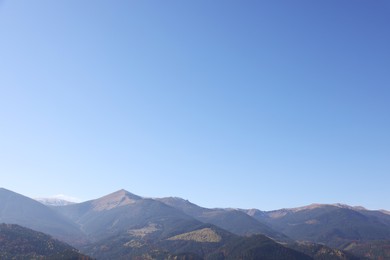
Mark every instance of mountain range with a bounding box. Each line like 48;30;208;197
247;204;390;247
1;187;390;259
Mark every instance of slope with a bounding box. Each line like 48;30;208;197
158;197;288;241
0;188;85;245
82;222;312;260
250;204;390;248
0;223;91;259
208;234;312;260
53;189;204;242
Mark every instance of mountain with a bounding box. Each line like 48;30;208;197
161;231;313;260
342;240;390;259
52;190;316;259
286;241;360;260
3;187;388;259
0;188;86;245
208;234;312;260
35;197;76;206
81;223;313;260
0;223;91;259
82;223;230;259
244;203;390;258
53;189;204;243
158;197;289;241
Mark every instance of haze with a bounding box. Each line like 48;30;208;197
0;1;389;211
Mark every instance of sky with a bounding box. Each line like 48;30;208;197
0;1;389;211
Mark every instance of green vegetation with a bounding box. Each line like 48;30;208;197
168;228;222;243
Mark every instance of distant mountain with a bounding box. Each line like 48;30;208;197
380;210;390;215
0;188;86;245
35;197;76;206
52;190;318;259
3;187;389;259
244;203;390;258
0;223;91;259
53;189;203;243
158;197;289;241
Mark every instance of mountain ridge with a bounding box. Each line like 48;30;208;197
35;198;76;206
0;188;86;245
1;187;389;259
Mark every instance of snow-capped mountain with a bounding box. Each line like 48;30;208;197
35;194;80;206
35;198;75;206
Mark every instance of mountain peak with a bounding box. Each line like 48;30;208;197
91;189;142;211
158;196;203;210
267;203;369;219
331;203;367;211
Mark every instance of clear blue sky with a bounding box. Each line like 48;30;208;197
1;1;389;211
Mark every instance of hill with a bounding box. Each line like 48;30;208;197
286;241;360;260
342;240;390;260
0;223;91;259
81;223;312;260
208;234;312;260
